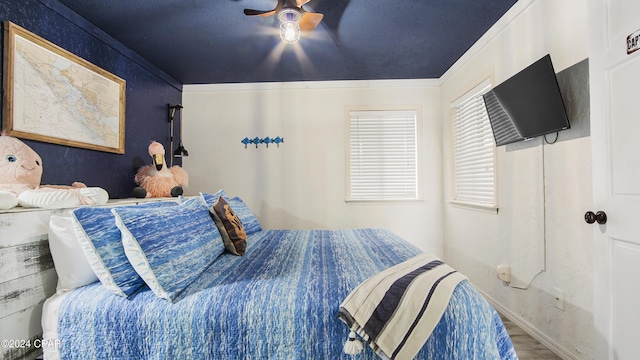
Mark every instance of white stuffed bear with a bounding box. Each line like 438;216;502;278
0;134;109;210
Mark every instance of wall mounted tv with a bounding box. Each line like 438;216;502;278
483;54;570;146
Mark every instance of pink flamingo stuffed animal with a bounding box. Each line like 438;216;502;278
133;141;188;198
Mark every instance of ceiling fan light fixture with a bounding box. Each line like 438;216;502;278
278;8;301;44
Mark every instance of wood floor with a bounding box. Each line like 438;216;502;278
501;315;562;360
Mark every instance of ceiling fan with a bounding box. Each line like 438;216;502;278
244;0;324;43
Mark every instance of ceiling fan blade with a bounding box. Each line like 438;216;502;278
299;12;324;31
244;9;276;17
296;0;311;6
244;0;283;17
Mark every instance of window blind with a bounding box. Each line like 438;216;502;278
452;80;496;206
347;110;418;201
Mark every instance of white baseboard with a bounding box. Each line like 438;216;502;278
477;289;578;360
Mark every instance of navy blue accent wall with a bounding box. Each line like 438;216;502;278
0;0;183;199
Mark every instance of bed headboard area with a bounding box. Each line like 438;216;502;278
0;199;176;360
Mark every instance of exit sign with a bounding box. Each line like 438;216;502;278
628;29;640;55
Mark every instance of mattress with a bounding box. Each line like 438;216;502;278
42;291;66;360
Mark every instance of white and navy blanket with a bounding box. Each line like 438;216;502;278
339;254;468;360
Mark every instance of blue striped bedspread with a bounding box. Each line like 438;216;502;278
57;229;517;359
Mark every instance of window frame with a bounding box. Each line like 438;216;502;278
450;79;498;212
345;105;423;203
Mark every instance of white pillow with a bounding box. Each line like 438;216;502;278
48;214;98;293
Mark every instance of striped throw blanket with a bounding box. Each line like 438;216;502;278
338;253;467;360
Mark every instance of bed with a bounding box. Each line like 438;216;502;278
41;191;517;360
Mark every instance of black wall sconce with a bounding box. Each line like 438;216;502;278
169;104;188;166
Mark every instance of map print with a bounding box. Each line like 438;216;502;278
11;33;123;151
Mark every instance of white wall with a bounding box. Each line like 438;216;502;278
181;80;444;254
440;0;593;359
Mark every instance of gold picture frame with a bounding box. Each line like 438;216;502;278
2;22;126;154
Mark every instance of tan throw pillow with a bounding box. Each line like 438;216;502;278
210;196;247;256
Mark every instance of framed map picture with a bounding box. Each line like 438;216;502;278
2;22;126;154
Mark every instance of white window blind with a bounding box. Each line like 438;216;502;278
452;80;496;206
347;109;418;201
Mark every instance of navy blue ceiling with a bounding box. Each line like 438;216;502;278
57;0;518;84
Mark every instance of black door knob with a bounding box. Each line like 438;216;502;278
585;211;607;225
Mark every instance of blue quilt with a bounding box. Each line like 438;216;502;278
58;229;517;359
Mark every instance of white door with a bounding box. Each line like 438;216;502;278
588;0;640;359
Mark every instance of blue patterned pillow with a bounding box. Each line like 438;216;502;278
201;190;262;235
200;189;229;207
113;197;224;302
227;197;263;235
71;201;179;297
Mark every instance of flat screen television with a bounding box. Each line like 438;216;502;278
483;54;570;146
